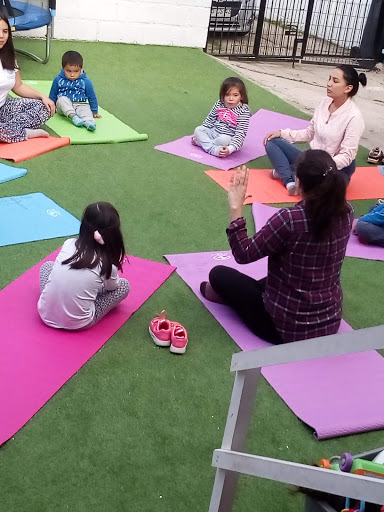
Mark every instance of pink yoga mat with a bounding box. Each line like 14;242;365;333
155;109;309;171
252;202;384;262
0;250;175;446
165;251;384;439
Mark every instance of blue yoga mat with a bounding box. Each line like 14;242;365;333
0;193;80;247
379;165;384;176
0;163;27;184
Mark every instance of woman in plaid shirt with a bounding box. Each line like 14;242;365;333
200;150;353;343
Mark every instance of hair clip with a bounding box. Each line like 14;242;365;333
94;230;105;245
323;165;333;177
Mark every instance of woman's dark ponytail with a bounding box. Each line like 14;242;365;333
296;150;349;240
336;64;367;96
358;72;367;87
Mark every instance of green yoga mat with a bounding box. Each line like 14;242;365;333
15;81;148;145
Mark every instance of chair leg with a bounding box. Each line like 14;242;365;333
15;23;52;65
1;0;15;18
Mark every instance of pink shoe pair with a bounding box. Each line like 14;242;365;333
149;311;188;354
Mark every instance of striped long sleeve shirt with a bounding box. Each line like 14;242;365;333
202;100;251;152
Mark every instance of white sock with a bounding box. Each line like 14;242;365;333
26;129;49;139
286;182;298;196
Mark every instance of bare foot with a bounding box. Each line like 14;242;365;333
26;129;49;139
191;136;197;146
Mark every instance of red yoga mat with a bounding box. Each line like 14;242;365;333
0;136;70;162
0;249;175;446
205;166;384;204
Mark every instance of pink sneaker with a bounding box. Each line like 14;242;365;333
149;311;172;347
170;324;188;354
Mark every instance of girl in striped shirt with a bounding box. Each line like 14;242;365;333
192;77;251;157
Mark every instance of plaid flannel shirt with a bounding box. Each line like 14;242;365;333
226;202;353;342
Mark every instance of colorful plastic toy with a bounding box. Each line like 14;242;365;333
373;449;384;465
339;452;384;479
342;496;365;512
318;457;340;471
318;451;384;512
318;450;384;512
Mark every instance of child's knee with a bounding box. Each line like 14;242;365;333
214;134;231;147
194;125;205;138
40;260;54;274
56;96;66;107
56;96;73;115
119;279;130;299
355;220;383;244
39;261;54;291
265;138;278;151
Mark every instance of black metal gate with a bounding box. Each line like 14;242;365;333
205;0;379;64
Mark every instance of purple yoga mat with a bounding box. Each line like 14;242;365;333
252;202;384;262
155;109;309;171
165;250;384;439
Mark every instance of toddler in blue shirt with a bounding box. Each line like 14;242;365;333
49;51;101;131
355;201;384;247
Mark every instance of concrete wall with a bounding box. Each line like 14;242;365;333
15;0;212;48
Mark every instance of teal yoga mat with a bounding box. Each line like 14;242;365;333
0;192;80;246
0;162;27;183
17;81;148;145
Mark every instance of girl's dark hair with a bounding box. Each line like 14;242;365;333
336;64;367;97
63;202;126;279
0;15;17;70
296;149;349;240
220;77;248;104
62;50;83;68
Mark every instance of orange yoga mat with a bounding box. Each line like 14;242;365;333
0;136;70;162
205;166;384;204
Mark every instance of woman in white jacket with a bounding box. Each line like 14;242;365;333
264;65;366;195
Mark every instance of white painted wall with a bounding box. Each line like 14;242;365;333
14;0;212;48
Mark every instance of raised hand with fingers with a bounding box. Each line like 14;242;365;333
228;165;251;221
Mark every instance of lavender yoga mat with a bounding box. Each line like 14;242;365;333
165;250;384;439
252;202;384;262
155;109;309;171
0;250;175;446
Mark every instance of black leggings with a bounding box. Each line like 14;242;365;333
209;265;283;344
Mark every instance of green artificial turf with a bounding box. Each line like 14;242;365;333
0;39;383;512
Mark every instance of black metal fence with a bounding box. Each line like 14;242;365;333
205;0;381;64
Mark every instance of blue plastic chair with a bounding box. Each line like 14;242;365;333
1;0;56;63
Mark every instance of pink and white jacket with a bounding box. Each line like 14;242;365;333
280;96;365;170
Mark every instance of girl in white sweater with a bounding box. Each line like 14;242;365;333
38;202;130;330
